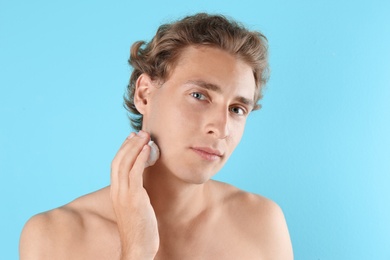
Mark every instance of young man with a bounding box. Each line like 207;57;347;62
20;13;293;259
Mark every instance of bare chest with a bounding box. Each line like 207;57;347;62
70;222;259;260
154;217;261;260
64;221;121;260
67;212;262;260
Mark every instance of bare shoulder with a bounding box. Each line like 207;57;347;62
210;180;294;259
211;180;282;214
20;203;84;259
20;187;116;260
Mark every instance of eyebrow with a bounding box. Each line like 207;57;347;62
185;79;255;109
186;80;222;93
237;96;255;109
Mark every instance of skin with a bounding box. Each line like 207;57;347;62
19;46;293;260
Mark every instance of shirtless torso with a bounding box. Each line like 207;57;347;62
20;181;292;260
20;26;293;259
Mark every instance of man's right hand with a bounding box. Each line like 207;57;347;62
110;131;159;260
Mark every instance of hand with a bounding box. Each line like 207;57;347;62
110;131;159;260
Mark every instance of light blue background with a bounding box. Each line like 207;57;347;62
1;0;389;259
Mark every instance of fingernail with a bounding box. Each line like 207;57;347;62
138;130;148;138
127;133;135;139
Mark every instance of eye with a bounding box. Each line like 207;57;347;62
190;92;207;101
230;106;246;115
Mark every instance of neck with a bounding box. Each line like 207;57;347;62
143;163;210;226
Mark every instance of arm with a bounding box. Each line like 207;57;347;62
259;200;294;260
20;207;83;260
231;192;293;260
19;214;50;260
110;131;159;260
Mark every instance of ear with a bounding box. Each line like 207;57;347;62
134;74;154;115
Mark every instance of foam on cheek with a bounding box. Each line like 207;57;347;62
145;140;160;167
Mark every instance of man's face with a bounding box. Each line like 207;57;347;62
143;46;256;184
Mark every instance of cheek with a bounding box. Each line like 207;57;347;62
227;120;246;148
149;95;200;146
163;96;204;129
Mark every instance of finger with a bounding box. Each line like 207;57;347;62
116;132;149;177
117;137;148;194
119;132;137;150
129;144;150;189
111;132;145;196
113;131;150;166
110;133;137;196
113;132;150;191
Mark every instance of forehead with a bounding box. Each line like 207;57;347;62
168;46;256;97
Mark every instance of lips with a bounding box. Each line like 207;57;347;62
191;147;223;161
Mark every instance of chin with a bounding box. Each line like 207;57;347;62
159;153;224;185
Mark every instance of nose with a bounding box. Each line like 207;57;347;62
205;107;230;139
